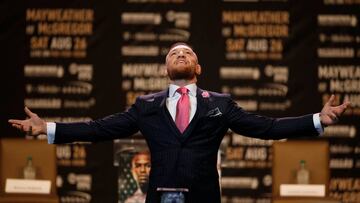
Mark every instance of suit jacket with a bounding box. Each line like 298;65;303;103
54;88;319;203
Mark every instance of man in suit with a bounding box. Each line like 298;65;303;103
125;151;151;203
9;42;350;203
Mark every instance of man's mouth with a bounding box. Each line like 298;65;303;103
176;60;187;64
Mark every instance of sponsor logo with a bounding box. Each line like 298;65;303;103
221;177;259;189
330;158;354;169
159;28;190;41
63;98;95;109
318;48;354;58
166;11;190;28
63;81;93;94
121;12;161;24
220;66;260;80
231;134;273;146
43;117;91;122
60;191;91;203
225;86;257;96
258;83;288;96
263;174;272;187
24;65;64;77
121;45;159;56
324;125;356;138
330;145;354;154
264;65;288;83
123;31;157;41
319;33;355;43
26;84;61;94
69;63;93;81
67;173;92;191
318;14;357;27
25;98;61;109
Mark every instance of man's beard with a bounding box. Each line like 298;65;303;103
167;66;196;80
139;181;149;193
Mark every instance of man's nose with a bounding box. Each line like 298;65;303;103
177;51;185;58
140;166;146;172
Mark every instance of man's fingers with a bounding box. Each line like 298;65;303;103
24;106;35;117
11;122;33;134
326;94;336;106
8;119;24;125
333;101;351;116
27;126;33;136
22;124;33;132
12;123;23;130
326;112;338;121
340;102;350;111
342;101;351;109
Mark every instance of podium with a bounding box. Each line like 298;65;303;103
0;138;59;203
272;140;340;203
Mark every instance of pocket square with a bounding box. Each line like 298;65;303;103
206;107;222;117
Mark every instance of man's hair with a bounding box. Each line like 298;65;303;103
132;151;150;162
166;42;197;64
169;42;193;51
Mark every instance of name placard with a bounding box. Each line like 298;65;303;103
280;184;325;197
5;179;51;194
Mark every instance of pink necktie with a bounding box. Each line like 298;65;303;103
175;87;190;133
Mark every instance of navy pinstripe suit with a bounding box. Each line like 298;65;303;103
54;88;319;203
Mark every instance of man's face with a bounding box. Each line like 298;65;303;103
165;45;201;81
131;153;151;185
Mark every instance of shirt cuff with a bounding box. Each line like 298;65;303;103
46;122;56;144
313;113;324;135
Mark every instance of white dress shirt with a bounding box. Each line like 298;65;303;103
166;83;197;122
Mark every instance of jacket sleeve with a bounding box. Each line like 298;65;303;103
54;100;140;144
224;98;319;140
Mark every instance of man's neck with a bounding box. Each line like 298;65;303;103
171;78;197;87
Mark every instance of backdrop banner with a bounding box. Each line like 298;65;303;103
1;0;359;202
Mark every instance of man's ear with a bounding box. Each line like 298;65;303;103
196;64;202;75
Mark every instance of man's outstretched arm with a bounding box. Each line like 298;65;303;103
226;94;351;139
9;104;140;143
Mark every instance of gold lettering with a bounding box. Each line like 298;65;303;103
30;36;49;49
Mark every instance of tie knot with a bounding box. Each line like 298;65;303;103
177;87;189;95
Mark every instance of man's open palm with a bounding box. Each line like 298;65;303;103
320;95;351;126
8;107;46;136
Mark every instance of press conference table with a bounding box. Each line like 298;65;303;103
0;194;58;203
273;197;341;203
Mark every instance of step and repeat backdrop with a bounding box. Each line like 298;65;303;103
1;0;359;202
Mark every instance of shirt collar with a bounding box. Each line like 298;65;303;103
169;83;197;97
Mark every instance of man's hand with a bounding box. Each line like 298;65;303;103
8;107;47;136
320;95;351;126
